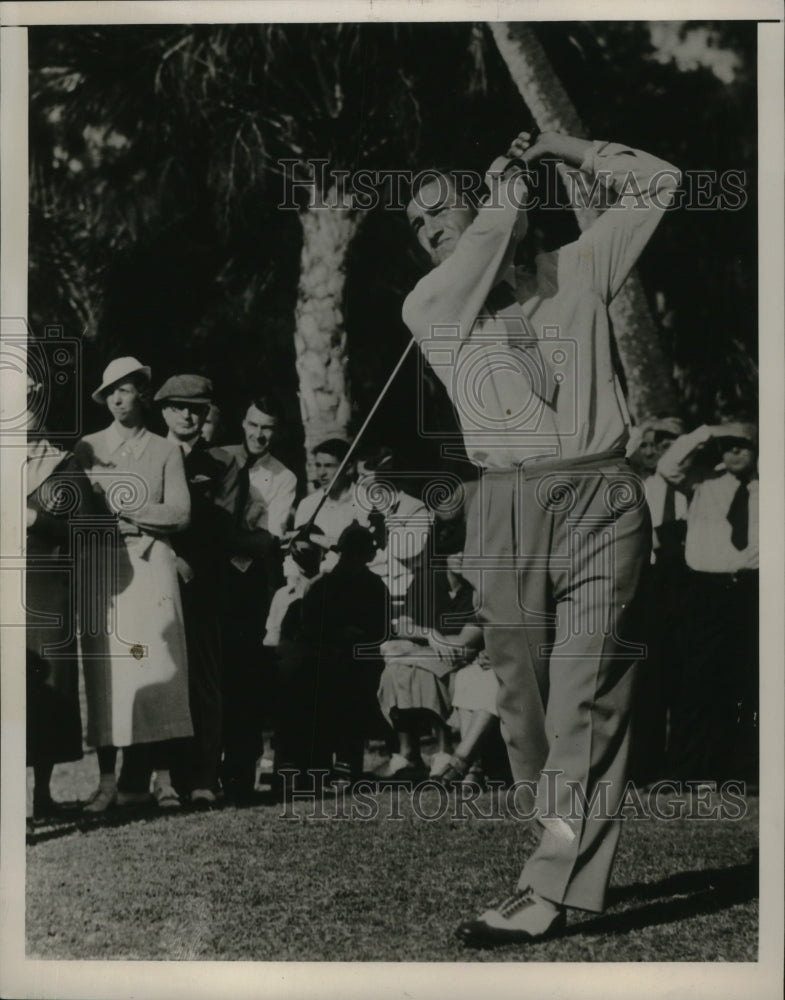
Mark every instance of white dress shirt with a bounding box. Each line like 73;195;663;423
402;142;681;469
657;426;759;573
294;484;367;571
644;470;688;563
223;446;297;539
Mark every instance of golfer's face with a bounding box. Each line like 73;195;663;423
407;177;475;267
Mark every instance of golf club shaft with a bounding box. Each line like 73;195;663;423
304;337;417;532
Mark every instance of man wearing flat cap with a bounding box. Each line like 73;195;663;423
658;415;759;785
155;374;240;808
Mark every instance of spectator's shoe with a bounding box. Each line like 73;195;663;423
224;781;266;807
330;761;357;787
456;888;566;948
116;790;153;807
82;785;117;814
371;753;428;781
462;764;487;790
32;793;70;820
255;757;275;785
428;751;453;778
153;784;181;810
190;789;217;811
432;753;470;788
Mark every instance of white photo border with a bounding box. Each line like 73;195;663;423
1;3;782;998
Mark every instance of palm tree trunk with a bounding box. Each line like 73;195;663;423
487;21;680;421
293;184;361;480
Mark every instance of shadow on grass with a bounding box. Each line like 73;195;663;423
462;856;758;957
25;789;300;844
565;853;758;939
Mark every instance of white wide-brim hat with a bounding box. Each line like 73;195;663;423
92;356;151;404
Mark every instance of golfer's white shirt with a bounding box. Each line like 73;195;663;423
402;142;681;469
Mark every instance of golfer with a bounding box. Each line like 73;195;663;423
402;129;680;945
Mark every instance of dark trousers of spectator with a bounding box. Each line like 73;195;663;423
169;578;223;794
274;641;333;778
668;569;759;785
628;561;688;786
332;656;385;776
117;739;188;793
274;643;384;779
220;563;274;797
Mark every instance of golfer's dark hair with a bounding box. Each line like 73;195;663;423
407;167;483;213
312;437;351;462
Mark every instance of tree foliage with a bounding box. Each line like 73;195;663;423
28;21;757;470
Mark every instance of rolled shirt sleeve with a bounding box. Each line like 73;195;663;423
558;141;681;303
657;425;713;488
266;468;297;539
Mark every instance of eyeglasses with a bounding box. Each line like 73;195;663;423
165;402;208;416
718;438;753;452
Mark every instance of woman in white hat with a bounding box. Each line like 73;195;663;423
75;357;193;811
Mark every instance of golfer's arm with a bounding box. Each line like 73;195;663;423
559;141;681;302
543;133;594;168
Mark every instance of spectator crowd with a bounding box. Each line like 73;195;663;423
24;357;759;818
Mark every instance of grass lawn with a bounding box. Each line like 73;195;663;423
26;751;758;962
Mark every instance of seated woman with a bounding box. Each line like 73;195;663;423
375;548;482;780
441;646;501;787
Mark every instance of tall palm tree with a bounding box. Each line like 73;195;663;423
253;24;424;457
487;22;681;421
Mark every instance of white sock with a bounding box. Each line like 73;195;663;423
153;769;172;791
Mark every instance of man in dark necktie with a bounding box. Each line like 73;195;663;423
627;417;688;785
221;395;297;803
658;416;759;785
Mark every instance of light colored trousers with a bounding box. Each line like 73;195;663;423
463;452;650;912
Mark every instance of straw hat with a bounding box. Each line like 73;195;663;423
91;357;151;404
